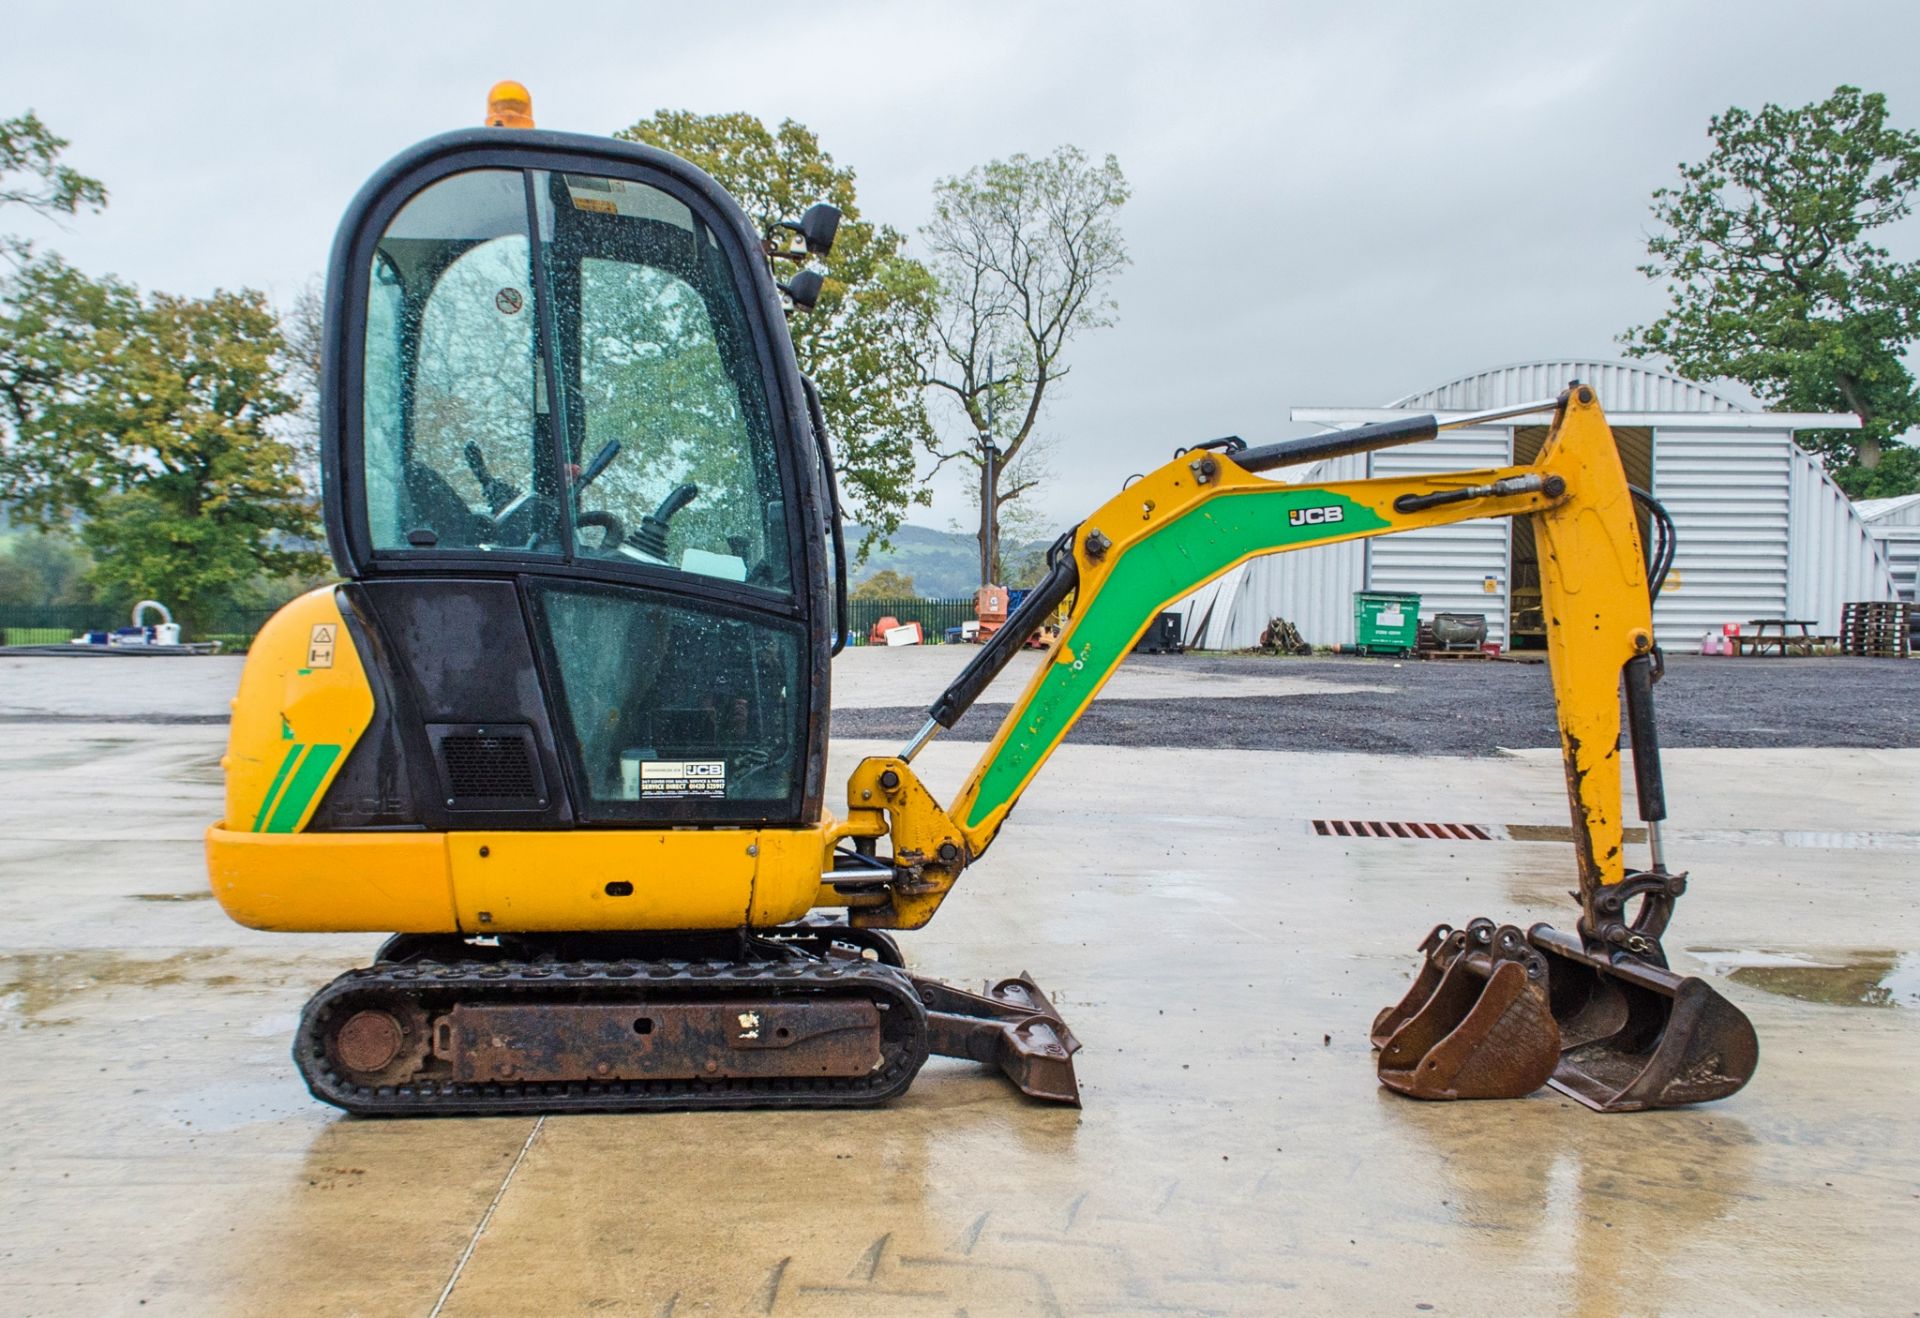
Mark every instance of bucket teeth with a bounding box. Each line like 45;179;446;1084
1375;922;1559;1101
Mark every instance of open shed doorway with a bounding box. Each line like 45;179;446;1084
1507;425;1653;649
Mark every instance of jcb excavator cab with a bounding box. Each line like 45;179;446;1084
316;131;838;833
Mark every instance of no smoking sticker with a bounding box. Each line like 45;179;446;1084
308;623;336;669
495;287;524;315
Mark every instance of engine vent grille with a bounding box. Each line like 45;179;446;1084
442;736;538;798
428;724;546;810
1312;819;1490;840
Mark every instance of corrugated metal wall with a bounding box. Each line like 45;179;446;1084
1219;539;1366;647
1857;493;1920;529
1651;429;1791;638
1365;429;1512;645
1171;566;1244;647
1878;531;1920;604
1786;446;1898;631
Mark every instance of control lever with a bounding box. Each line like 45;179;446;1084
575;439;621;491
630;483;700;560
463;441;521;516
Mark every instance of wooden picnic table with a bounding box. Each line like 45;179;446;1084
1735;619;1827;657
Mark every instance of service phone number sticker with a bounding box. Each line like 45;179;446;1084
640;760;726;798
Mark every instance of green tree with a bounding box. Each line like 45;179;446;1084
917;147;1130;581
1622;86;1920;497
0;256;323;624
0;529;92;605
851;567;916;599
615;111;936;557
1;109;107;236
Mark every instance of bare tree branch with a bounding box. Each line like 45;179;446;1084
915;147;1129;578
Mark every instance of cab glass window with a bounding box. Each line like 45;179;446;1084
536;172;792;593
530;580;803;817
361;168;561;555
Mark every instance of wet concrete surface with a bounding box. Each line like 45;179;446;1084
0;657;1917;1314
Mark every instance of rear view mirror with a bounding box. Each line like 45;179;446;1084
781;268;825;312
797;203;840;256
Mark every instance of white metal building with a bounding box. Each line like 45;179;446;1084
1857;492;1920;605
1179;360;1899;650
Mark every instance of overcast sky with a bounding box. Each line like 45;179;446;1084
8;0;1920;535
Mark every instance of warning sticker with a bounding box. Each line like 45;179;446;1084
495;287;524;315
639;760;726;798
307;623;336;669
561;174;690;226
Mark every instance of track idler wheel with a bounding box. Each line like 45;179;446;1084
1527;923;1758;1112
325;1001;433;1089
1374;921;1560;1101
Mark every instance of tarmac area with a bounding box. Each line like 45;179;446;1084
834;649;1920;753
1;647;1917;1315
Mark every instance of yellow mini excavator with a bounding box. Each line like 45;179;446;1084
206;87;1757;1116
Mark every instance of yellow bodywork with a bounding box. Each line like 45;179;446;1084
219;585;370;835
207;586;826;934
211;390;1651;939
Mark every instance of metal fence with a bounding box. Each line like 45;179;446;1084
0;603;281;651
846;597;977;644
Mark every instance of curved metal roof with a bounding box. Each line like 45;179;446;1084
1388;359;1746;413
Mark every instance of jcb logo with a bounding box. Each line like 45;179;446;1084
1289;505;1345;527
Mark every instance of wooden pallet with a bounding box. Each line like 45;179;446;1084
1839;601;1914;658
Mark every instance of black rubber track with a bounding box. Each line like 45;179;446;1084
296;957;930;1116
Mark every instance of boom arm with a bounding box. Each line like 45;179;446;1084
829;387;1660;944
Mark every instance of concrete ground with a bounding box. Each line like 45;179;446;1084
1;649;1916;1315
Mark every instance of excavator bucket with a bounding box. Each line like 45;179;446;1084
1371;920;1475;1049
1374;921;1560;1100
1527;924;1758;1112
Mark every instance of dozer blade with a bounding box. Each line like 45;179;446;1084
913;972;1082;1104
1527;924;1758;1112
1376;923;1560;1100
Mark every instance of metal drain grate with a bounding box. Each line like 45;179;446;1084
1312;820;1491;840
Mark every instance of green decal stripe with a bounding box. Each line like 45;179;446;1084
963;488;1389;829
263;743;341;834
252;743;306;832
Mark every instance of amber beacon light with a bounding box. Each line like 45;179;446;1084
485;80;535;129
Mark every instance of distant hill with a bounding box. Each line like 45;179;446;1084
847;524;1048;598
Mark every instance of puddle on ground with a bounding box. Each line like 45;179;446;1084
1678;828;1920;852
1505;825;1919;851
128;891;214;902
1688;948;1920;1008
0;948;227;1028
